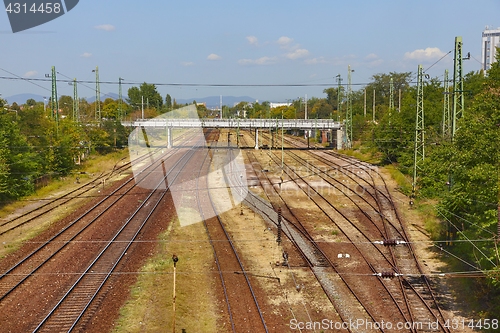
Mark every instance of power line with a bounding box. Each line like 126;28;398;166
0;75;376;88
0;67;51;92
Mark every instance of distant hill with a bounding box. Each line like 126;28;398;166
5;93;257;109
4;93;46;104
5;92;122;105
87;92;120;103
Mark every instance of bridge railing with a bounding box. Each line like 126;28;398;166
123;118;343;130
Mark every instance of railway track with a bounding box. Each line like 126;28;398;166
0;129;206;332
30;134;205;332
194;131;268;332
242;130;451;332
0;129;196;238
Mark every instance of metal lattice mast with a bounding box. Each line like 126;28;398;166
452;36;464;138
336;74;342;122
93;66;101;122
442;69;451;138
73;78;79;122
346;65;353;148
119;77;123;121
51;66;58;121
411;65;425;201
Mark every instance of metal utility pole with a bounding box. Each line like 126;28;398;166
119;77;123;121
442;69;451;138
452;36;464;138
304;94;308;120
141;96;145;119
336;74;342;122
363;88;367;117
411;65;425;203
389;77;394;111
92;66;101;122
73;78;79;122
389;77;394;124
49;66;58;121
372;89;376;122
398;89;401;112
345;65;353;148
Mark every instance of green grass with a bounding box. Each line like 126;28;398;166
383;164;412;195
112;218;219;333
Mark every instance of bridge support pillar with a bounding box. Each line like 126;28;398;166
167;127;173;148
336;129;343;150
255;129;259;150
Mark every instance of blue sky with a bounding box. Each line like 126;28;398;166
1;0;499;103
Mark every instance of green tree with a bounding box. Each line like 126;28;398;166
127;82;163;113
165;94;172;111
0;115;38;200
58;95;73;118
25;98;37;107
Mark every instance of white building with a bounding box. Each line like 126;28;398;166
482;26;500;71
269;102;292;109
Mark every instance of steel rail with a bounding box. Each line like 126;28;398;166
32;130;205;332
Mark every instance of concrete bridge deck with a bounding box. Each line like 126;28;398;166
123;118;342;130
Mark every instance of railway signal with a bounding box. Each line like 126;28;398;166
172;254;179;333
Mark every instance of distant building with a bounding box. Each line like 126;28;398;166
482;26;500;71
269;102;292;109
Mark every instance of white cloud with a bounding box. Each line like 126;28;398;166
246;36;258;46
365;53;378;60
238;56;277;66
95;24;115;31
367;58;384;68
277;36;293;48
181;61;195;66
207;53;221;61
286;48;309;60
81;52;92;58
404;47;446;60
305;57;327;65
24;71;37;77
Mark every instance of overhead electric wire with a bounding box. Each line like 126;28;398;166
2;267;497;278
0;74;376;87
437;210;497;268
423;50;452;74
0;67;51;92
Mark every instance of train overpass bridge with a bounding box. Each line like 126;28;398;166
123;118;344;149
